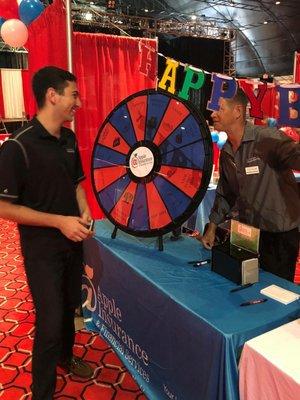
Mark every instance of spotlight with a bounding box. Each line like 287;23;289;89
220;30;228;38
85;12;93;21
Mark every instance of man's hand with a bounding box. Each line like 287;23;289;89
58;216;92;242
201;222;217;249
81;209;91;226
0;200;93;240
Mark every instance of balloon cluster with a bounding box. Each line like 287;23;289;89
211;130;228;149
0;0;44;48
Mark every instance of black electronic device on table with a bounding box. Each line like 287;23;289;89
211;241;259;285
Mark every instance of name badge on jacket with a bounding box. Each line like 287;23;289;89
245;166;259;175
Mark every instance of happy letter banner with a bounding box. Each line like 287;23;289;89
140;51;300;127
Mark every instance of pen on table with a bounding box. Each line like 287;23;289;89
192;261;210;267
240;298;268;307
188;259;210;265
230;283;254;293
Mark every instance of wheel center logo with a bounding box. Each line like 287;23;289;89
129;146;154;178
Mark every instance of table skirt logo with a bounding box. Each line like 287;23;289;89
82;264;97;312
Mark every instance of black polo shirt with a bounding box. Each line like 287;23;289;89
0;118;85;253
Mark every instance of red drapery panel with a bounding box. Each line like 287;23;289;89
21;70;30;117
73;32;157;218
212;144;220;171
26;0;67;117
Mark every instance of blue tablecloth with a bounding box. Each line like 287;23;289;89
82;219;300;400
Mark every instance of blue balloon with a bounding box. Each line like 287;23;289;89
19;0;44;26
267;117;277;128
217;140;225;149
211;131;219;143
216;136;227;149
0;17;5;28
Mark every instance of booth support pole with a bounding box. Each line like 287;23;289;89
293;51;297;83
65;0;75;130
66;0;73;73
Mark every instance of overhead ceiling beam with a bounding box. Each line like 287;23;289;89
202;2;266;73
256;0;297;49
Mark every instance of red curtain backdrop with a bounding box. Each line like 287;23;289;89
26;0;67;117
73;33;157;218
294;52;300;83
212;144;220;171
24;0;157;218
21;70;30;117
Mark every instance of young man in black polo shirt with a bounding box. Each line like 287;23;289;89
0;66;93;399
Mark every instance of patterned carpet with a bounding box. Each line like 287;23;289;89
0;219;147;399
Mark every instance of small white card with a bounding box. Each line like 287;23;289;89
245;166;259;175
260;284;300;305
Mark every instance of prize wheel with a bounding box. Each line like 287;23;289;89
91;89;213;237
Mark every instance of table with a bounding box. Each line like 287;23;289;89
82;219;300;400
239;318;300;400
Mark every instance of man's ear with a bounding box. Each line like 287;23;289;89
235;104;243;120
45;87;58;105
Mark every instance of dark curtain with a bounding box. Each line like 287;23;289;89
158;34;224;121
0;53;28;69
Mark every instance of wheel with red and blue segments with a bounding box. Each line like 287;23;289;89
91;89;213;237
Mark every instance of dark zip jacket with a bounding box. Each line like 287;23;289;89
209;123;300;232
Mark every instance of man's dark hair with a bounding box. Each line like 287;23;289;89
226;87;248;119
227;87;249;108
32;66;77;108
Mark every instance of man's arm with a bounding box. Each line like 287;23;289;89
201;155;235;249
260;129;300;170
201;222;217;249
76;182;92;226
201;192;232;249
0;199;90;242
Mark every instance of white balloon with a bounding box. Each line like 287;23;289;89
17;0;23;5
218;131;228;142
